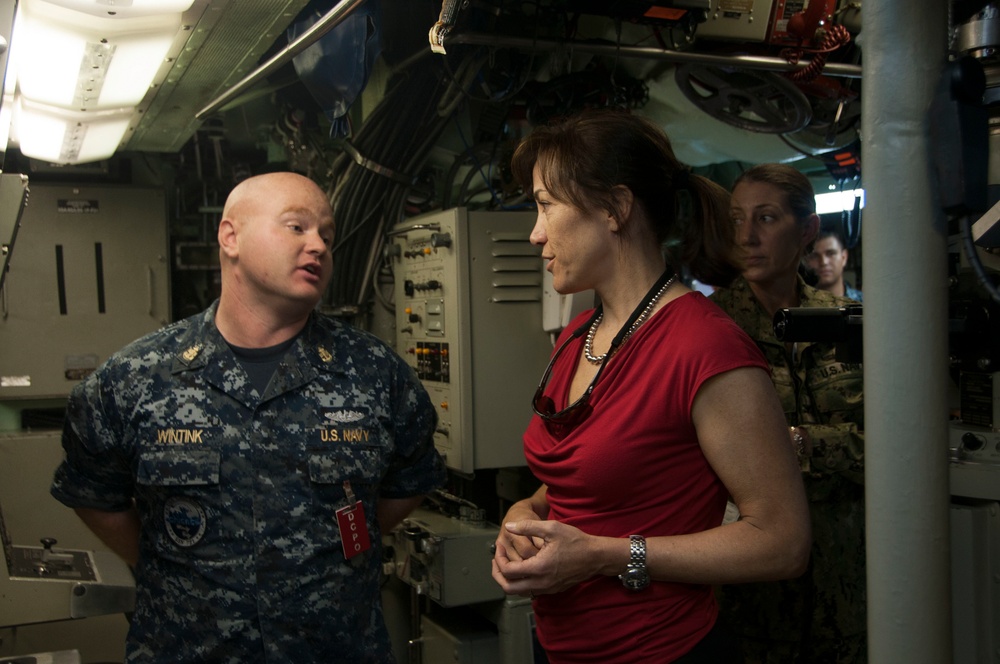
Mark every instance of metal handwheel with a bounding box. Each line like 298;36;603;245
674;62;813;134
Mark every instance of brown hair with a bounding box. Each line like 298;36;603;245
510;109;739;286
733;163;817;226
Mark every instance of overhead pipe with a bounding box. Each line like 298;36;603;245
198;10;862;121
196;0;367;119
444;32;862;79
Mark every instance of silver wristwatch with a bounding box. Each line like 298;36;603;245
619;534;650;591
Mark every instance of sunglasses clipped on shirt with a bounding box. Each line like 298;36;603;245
530;270;677;439
531;308;606;439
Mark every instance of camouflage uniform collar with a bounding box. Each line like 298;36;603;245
299;312;346;373
799;277;855;308
171;301;346;374
172;302;225;371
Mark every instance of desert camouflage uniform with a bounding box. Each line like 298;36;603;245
711;276;866;664
52;302;447;663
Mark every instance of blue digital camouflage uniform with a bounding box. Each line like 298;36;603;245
711;276;866;664
52;302;447;663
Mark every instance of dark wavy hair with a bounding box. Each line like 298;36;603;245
510;108;739;286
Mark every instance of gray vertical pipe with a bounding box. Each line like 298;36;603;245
861;1;953;662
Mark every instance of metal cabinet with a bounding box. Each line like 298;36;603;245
0;182;169;399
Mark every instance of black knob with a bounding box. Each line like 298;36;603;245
430;232;452;249
41;537;57;550
962;432;986;452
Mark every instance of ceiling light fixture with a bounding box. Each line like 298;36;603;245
12;96;132;164
6;0;194;164
816;189;864;215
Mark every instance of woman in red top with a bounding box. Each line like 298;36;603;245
491;109;811;663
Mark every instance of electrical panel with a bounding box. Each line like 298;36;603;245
390;208;553;474
697;0;775;42
391;508;503;608
695;0;837;44
959;371;1000;429
0;431;135;629
0;183;170;399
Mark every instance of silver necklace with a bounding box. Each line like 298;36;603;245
584;274;677;364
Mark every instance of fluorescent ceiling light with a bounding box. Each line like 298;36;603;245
16;0;184;110
816;189;864;215
12;97;132;164
40;0;195;20
6;0;195;164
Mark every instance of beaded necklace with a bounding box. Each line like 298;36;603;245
583;272;677;365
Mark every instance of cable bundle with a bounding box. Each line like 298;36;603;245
324;59;454;315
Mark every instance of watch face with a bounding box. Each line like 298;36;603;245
622;566;650;591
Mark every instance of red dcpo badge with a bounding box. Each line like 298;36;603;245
336;501;371;560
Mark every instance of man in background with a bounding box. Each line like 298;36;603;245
805;227;863;301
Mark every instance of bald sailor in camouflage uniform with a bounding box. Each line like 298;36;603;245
711;164;865;664
51;172;447;663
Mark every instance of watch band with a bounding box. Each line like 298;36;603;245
620;534;650;591
628;534;646;565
